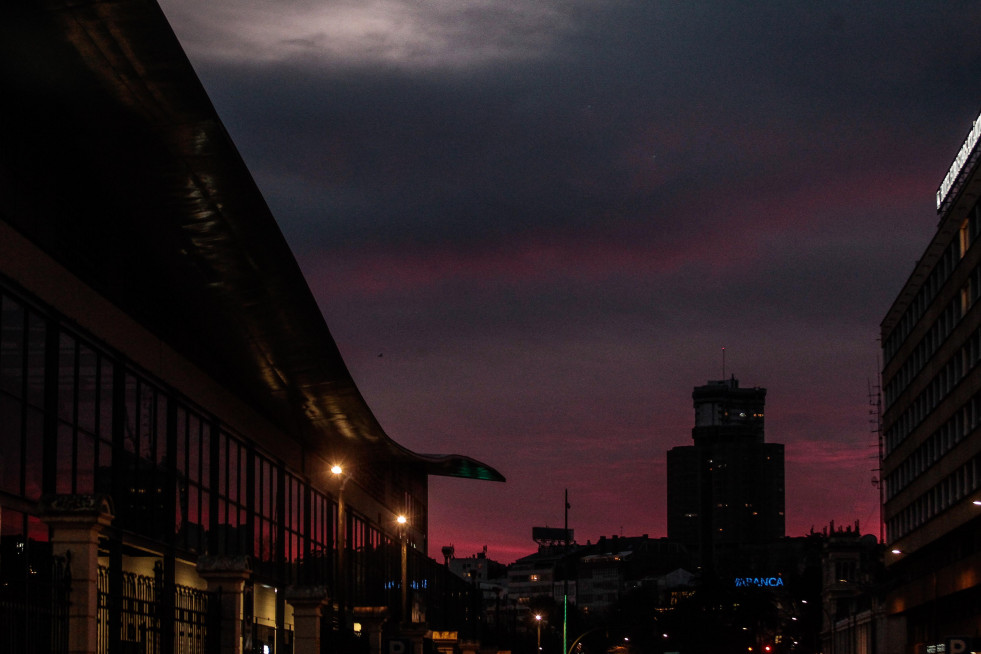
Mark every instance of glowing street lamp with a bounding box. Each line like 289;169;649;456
535;614;542;652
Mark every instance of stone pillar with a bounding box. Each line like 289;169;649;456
353;606;388;654
285;586;330;654
197;555;252;654
40;494;114;654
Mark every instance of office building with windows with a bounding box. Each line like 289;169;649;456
0;1;503;653
667;377;785;572
881;109;981;648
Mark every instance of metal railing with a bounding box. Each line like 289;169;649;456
98;566;218;654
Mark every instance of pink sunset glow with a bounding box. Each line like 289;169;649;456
158;0;981;562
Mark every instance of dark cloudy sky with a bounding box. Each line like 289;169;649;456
158;0;981;562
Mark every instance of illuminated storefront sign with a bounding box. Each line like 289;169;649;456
937;109;981;212
734;577;784;588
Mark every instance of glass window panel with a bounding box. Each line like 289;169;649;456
198;419;209;484
185;414;199;483
0;508;24;539
98;359;113;440
76;430;95;494
24;407;43;500
26;515;47;543
310;494;323;550
199;490;210;532
123;374;138;455
0;297;25;398
97;437;112;494
239;452;247;503
271;467;278;519
137;382;156;462
264;463;276;518
218;437;227;498
175;407;187;476
155;393;167;463
218;498;232;526
290;478;301;531
77;343;98;434
25;312;45;409
186;485;199;526
56;422;74;494
57;333;76;422
0;393;22;495
253;457;261;510
227;440;239;503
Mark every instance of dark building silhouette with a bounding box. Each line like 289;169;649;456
667;377;785;571
0;0;503;652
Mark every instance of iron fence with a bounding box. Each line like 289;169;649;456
175;583;214;654
98;565;218;654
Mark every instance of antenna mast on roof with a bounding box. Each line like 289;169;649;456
869;367;885;545
722;346;726;379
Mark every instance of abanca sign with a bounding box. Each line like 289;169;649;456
734;577;784;588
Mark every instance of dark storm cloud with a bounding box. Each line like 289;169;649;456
158;0;981;558
184;0;981;263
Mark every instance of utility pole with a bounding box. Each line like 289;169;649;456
563;489;569;654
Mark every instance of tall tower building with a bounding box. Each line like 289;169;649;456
667;377;786;570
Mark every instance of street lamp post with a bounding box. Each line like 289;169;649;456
535;614;542;653
330;465;353;612
398;514;408;623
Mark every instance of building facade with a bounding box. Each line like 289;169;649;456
818;523;905;654
667;377;785;571
0;1;502;653
881;108;981;651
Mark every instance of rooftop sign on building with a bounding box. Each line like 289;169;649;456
532;527;574;545
937;108;981;214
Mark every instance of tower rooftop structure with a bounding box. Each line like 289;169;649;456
692;376;766;445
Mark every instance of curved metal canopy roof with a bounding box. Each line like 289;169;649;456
0;0;503;483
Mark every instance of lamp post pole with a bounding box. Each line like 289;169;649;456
330;465;352;612
563;489;570;654
535;614;542;653
398;514;408;623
